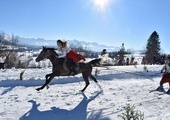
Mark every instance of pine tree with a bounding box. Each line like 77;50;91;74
118;43;125;61
145;31;161;64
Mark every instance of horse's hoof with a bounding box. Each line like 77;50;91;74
46;85;49;89
36;88;41;91
79;90;84;93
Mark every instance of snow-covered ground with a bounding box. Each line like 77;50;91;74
0;65;170;120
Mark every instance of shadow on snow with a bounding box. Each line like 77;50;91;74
0;70;161;95
19;92;110;120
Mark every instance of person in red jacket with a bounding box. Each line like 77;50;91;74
57;39;86;75
156;55;170;93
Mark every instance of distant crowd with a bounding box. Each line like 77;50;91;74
100;49;169;66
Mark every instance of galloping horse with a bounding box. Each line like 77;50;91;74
35;47;102;92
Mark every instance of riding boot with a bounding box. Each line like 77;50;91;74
66;58;77;76
72;67;77;75
69;67;77;76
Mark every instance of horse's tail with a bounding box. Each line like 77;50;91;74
88;58;101;66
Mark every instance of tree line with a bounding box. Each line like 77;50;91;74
114;31;168;65
0;30;168;69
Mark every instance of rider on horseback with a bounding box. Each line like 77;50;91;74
57;39;86;75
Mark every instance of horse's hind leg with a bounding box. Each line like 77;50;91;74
90;74;103;92
89;74;98;83
81;73;90;92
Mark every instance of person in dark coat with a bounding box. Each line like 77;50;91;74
101;49;107;56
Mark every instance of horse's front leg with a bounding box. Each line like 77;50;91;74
45;73;51;89
46;73;51;80
36;73;57;91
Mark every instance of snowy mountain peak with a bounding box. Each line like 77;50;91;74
17;36;120;52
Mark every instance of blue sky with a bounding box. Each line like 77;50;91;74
0;0;170;53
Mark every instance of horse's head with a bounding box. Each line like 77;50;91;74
36;47;58;62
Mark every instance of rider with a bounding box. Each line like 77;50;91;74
101;49;107;56
156;55;170;93
57;39;86;75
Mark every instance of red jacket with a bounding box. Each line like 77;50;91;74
66;50;86;62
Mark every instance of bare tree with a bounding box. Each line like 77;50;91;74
0;32;19;68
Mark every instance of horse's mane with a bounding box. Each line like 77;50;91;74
43;47;59;56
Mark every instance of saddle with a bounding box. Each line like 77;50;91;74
63;58;79;75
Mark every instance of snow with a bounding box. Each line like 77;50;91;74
0;65;170;120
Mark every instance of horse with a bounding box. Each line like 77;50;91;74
35;47;102;92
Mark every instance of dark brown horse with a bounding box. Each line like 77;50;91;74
35;47;102;92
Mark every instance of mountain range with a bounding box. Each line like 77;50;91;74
16;36;120;52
